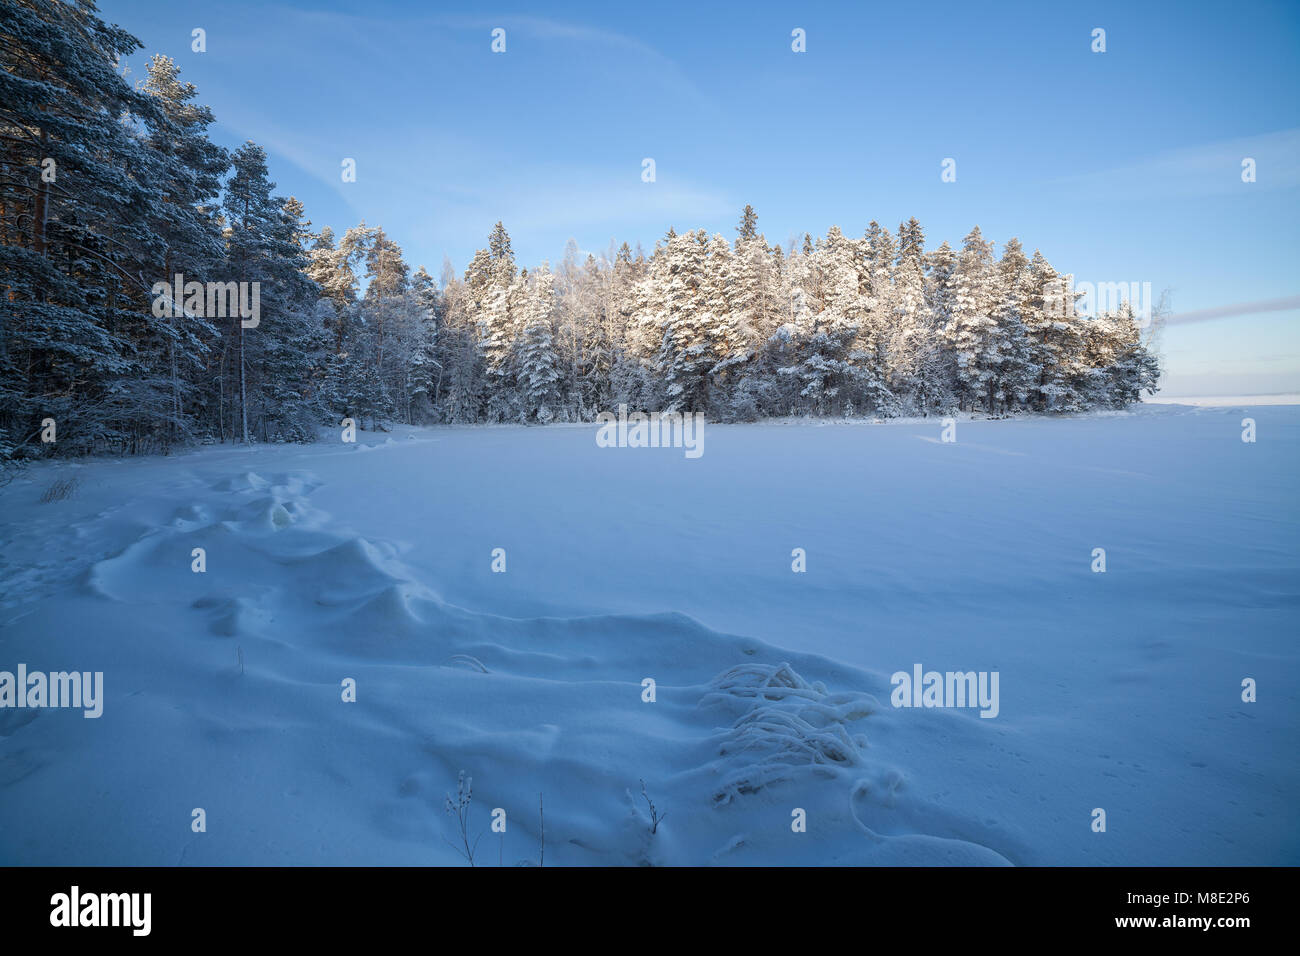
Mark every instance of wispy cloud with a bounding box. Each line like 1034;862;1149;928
1166;294;1300;325
1051;128;1300;199
193;3;719;239
483;14;711;110
403;165;734;256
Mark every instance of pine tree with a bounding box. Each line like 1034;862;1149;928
853;221;898;405
488;220;515;269
1100;303;1160;406
222;143;323;441
402;265;441;420
518;264;561;421
737;204;758;243
307;227;359;322
704;233;749;410
988;238;1038;413
655;230;714;412
888;218;946;413
944;227;999;411
0;0;199;454
361;226;409;401
137;54;231;444
1025;250;1085;411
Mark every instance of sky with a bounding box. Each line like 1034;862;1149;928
102;0;1300;397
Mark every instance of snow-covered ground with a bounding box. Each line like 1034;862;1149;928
1;403;1296;866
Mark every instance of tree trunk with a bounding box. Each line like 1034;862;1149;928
239;320;249;443
33;130;49;256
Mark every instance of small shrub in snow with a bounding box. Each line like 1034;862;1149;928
443;770;484;866
702;662;876;806
639;780;666;835
39;475;79;503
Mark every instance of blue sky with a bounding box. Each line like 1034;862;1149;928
104;0;1299;396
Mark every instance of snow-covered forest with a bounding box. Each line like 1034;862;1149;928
0;0;1160;462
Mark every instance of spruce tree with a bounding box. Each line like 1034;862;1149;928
944;227;999;411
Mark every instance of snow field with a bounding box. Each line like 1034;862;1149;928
0;403;1296;865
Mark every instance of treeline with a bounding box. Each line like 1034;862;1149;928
0;0;1159;462
432;216;1160;425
